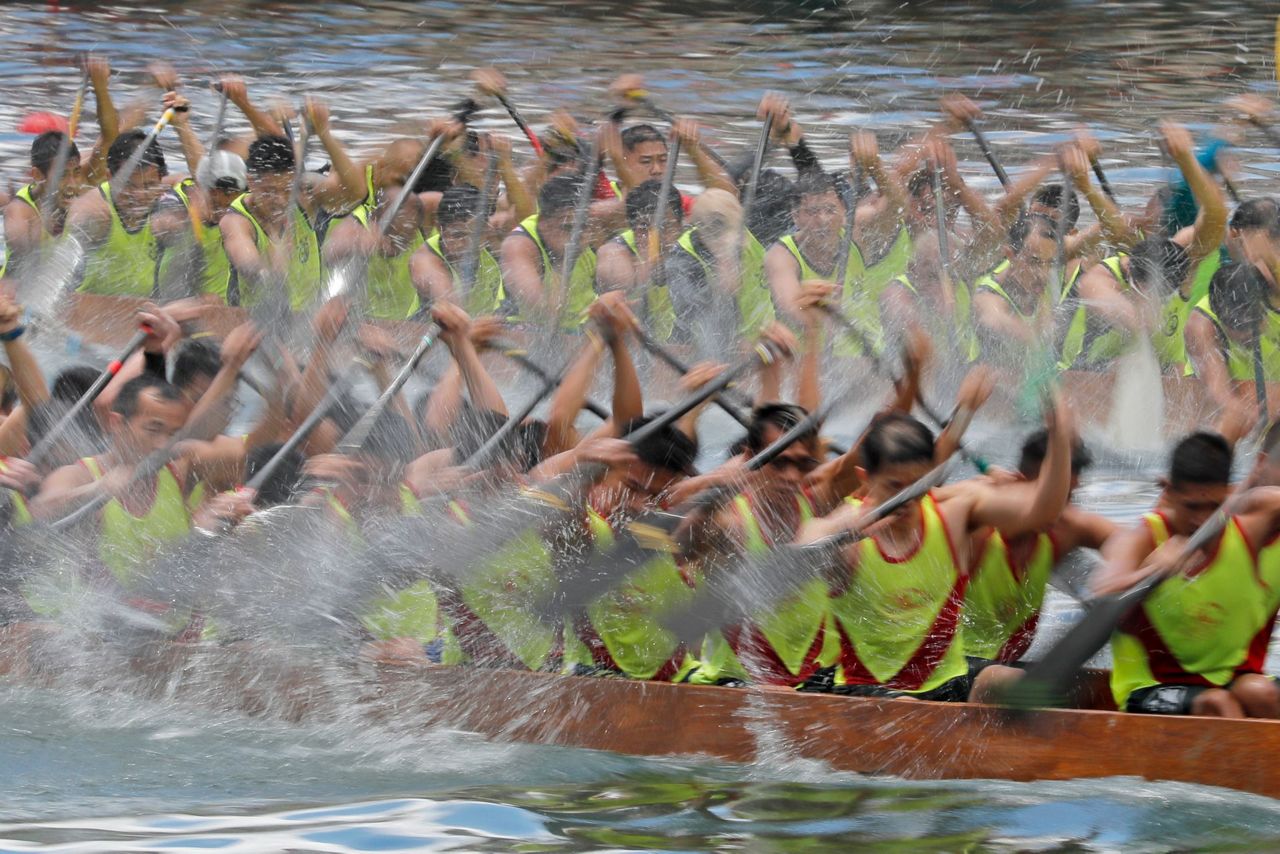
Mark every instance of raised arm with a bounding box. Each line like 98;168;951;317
674;117;734;194
851;132;910;247
1163;121;1228;265
305;97;367;214
220;75;285;139
490;134;536;224
433;302;506;417
965;396;1071;535
85;55;118;184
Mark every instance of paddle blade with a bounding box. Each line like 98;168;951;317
1106;336;1165;452
1002;573;1162;710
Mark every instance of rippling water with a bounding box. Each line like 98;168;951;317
4;0;1280;851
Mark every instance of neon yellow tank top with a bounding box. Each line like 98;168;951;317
224;194;321;310
156;179;231;301
77;182;160;297
518;213;597;331
81;456;190;588
1110;512;1271;708
618;229;676;342
560;507;698;680
1192;295;1280;382
973;260;1086;368
675;227;776;338
831;493;968;693
424;231;507;317
0;185;43;278
349;204;423;320
963;530;1055;662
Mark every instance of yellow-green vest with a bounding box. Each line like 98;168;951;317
0;185;42;278
675;227;776;338
424;231;508;318
224;194;321;311
617;229;677;342
77;182;160;297
963;530;1055;662
1193;295;1280;382
81;456;190;589
973;260;1085;368
518;213;597;331
348;205;423;320
156;179;231;301
1110;512;1272;708
831;493;968;693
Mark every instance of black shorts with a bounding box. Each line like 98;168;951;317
1125;684;1210;715
826;673;975;703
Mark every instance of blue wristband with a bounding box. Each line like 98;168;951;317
0;325;25;342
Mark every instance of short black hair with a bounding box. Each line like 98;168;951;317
621;124;664;152
1008;212;1055;253
111;375;184;419
1033;183;1080;230
31;131;79;176
745;402;814;454
244;442;305;508
1018;429;1092;479
621;415;698;476
437;183;484;228
51;365;99;404
171;338;222;390
246;135;295;176
624;179;682;231
107;129;167;179
861;412;934;475
1208;262;1267;334
450;406;508;464
1129;236;1191;296
793;170;841;204
1229;197;1280;238
538;174;581;218
1169;431;1232;487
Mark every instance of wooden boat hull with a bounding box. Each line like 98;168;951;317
2;625;1273;800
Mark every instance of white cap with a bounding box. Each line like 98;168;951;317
195;150;248;192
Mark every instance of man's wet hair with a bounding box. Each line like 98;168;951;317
1208;262;1268;334
31;131;79;176
745;402;814;454
171;338;222;389
51;365;99;404
619;415;698;476
112;375;184;419
1018;429;1092;479
450;406;508;464
861;412;935;474
26;399;105;462
245;442;305;508
793;170;841;204
246;135;295;175
1008;212;1055;253
107;129;167;178
1229;197;1280;238
438;183;485;228
621;124;665;152
625;179;683;231
412;153;457;194
1169;431;1232;487
1129;236;1191;296
538;174;581;218
1032;183;1080;230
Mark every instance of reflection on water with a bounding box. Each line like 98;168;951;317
3;0;1280;850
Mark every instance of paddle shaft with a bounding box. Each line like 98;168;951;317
462;371;562;470
819;305;988;473
39;70;90;227
964;118;1012;190
459;147;499;295
832;162;859;293
1090;156;1118;203
558;129;604;318
247;369;355;492
495;92;544;156
646;129;682;296
496;346;609;420
380;133;446;233
28;329;149;469
1254;320;1270;421
336;331;439;455
635;330;752;428
735;113;774;269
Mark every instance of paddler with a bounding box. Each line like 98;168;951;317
594;178;683;342
795;387;1074;702
1089;431;1280;718
410;182;509;317
322;184;427;320
2;131;86;280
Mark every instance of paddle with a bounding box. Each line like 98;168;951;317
460;369;563;471
336;331;440;455
635;331;752;428
1253;316;1270;424
645;127;681;324
1089;154;1118;203
458;143;499;298
820;304;989;473
493;92;544;157
556;124;604;325
662;456;953;645
963;117;1012;191
496;344;610;420
736;111;774;268
1002;449;1272;711
26;327;150;469
831;158;859;299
